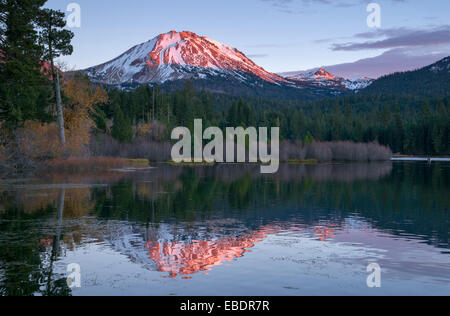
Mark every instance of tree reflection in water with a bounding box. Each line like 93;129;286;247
0;162;449;294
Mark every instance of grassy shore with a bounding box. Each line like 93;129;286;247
287;159;318;165
36;157;324;172
41;157;150;172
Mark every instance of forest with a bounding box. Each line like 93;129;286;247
1;1;448;170
97;83;449;157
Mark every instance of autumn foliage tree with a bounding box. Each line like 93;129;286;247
62;73;108;155
4;74;107;167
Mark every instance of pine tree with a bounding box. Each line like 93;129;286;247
419;102;433;155
0;0;50;128
303;131;314;145
36;8;74;146
290;109;307;140
392;103;405;153
111;105;133;143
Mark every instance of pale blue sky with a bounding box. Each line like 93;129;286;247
46;0;450;72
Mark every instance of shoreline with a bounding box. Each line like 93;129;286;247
3;156;450;175
392;157;450;162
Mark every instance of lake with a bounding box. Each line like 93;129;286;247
0;162;449;296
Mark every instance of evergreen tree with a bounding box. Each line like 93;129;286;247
101;80;450;156
111;105;133;143
93;105;108;133
392;103;405;153
0;0;50;128
290;109;307;140
36;8;74;146
303;131;314;145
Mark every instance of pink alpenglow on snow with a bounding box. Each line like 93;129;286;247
84;31;287;85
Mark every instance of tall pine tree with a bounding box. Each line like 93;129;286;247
36;8;74;146
0;0;50;128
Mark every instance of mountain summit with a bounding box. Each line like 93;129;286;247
286;68;373;91
289;68;336;81
81;30;378;99
83;30;286;86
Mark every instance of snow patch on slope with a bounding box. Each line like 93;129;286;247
286;68;373;91
83;31;286;86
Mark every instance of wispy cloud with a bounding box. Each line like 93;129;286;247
279;47;448;79
331;25;450;51
260;0;408;13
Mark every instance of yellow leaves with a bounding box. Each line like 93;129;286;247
137;123;152;138
65;121;92;156
136;121;167;141
60;75;109;156
63;75;108;131
2;76;109;165
15;121;63;160
13;120;94;160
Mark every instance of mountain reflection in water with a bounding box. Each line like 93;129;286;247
146;231;268;279
0;162;449;296
145;224;308;279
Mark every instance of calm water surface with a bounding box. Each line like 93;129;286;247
0;162;449;296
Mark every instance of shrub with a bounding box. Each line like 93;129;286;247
279;140;392;162
14;121;63;167
280;140;307;161
90;133;172;162
306;142;333;162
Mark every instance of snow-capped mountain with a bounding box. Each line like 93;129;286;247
83;30;287;86
289;68;337;82
80;30;377;99
286;68;373;91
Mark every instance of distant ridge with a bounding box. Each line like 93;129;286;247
279;50;450;80
285;68;373;91
361;56;450;97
